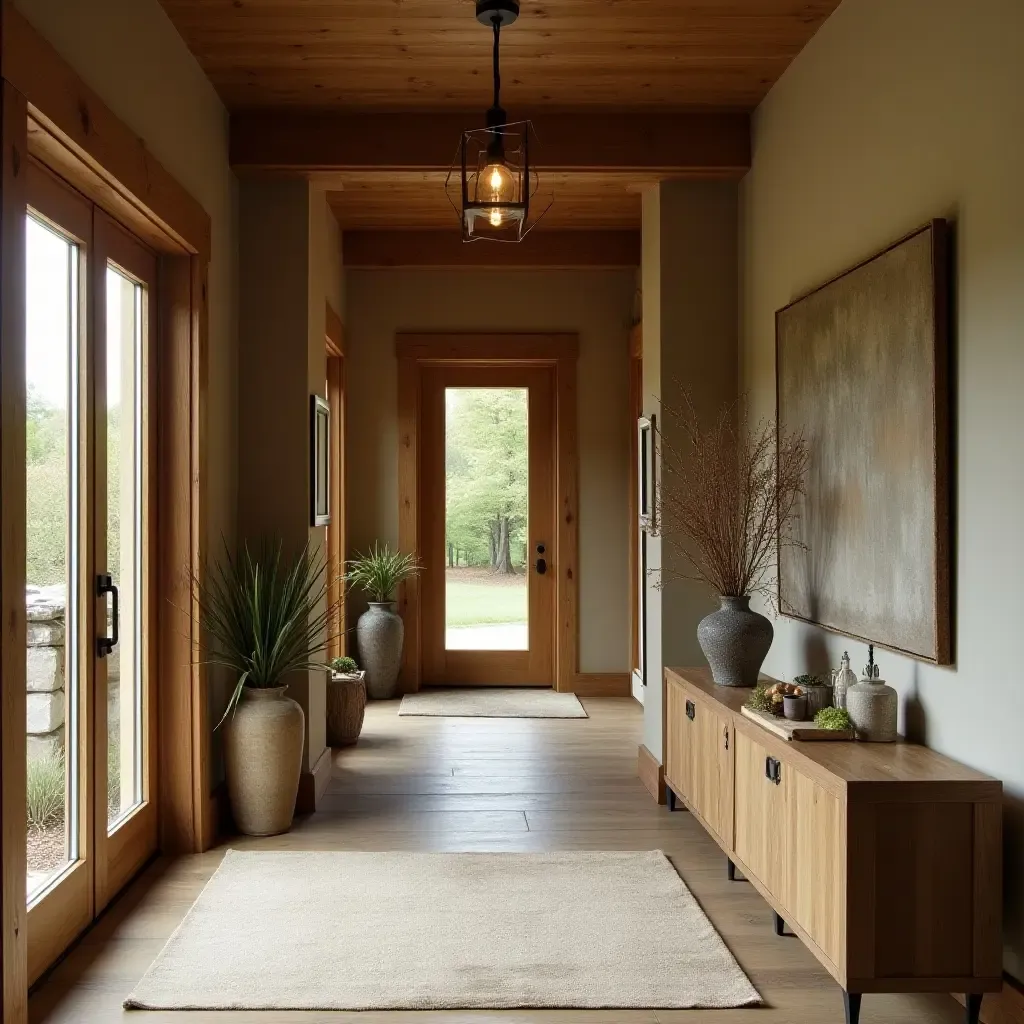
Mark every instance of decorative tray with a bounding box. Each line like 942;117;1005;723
740;705;854;742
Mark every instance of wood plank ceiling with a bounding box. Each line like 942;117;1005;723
160;0;841;232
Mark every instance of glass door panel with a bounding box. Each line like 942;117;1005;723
103;267;143;828
25;215;80;901
444;388;529;652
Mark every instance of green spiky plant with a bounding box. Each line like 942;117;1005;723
744;685;773;713
190;540;340;727
344;543;420;603
331;655;358;675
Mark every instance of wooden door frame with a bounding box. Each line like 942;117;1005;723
627;322;643;700
1;6;212;1012
396;333;579;694
325;301;346;658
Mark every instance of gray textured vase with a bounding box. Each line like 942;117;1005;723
697;595;774;687
357;602;404;699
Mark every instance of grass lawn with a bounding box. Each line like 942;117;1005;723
445;580;527;627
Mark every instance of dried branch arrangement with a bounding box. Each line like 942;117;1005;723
652;398;809;604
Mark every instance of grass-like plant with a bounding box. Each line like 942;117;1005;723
345;543;420;603
190;540;340;727
744;685;773;713
27;750;65;831
331;655;358;675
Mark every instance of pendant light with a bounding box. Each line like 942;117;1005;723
445;0;545;241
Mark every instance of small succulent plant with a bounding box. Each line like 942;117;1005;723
814;706;852;731
331;655;359;675
745;685;773;713
793;673;830;688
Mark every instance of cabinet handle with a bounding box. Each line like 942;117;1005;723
723;727;729;751
685;700;695;721
764;756;782;785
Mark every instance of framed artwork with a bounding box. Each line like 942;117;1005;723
310;394;331;527
776;219;951;664
636;414;656;684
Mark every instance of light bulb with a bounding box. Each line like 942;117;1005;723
480;160;514;203
489;208;503;227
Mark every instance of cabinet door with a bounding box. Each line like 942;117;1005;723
692;700;734;847
783;760;844;966
733;728;787;903
664;679;693;801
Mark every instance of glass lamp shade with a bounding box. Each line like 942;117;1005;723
447;121;535;241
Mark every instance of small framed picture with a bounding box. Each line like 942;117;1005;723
637;414;656;532
310;394;331;526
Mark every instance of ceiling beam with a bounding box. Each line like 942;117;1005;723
343;230;641;270
231;111;750;176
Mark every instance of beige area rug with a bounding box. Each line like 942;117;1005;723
399;687;588;718
125;850;760;1011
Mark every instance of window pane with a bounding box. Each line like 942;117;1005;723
444;388;528;651
105;266;143;829
26;215;79;900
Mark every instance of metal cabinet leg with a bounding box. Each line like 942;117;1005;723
727;858;737;881
842;991;861;1024
773;912;787;937
666;787;676;811
965;994;983;1024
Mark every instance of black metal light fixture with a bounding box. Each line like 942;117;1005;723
446;0;545;242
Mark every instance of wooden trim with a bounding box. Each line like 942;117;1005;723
343;230;641;269
3;5;210;258
628;321;643;360
637;744;665;805
325;300;344;357
572;673;630;698
395;334;578;693
231;110;751;177
295;745;333;815
627;328;642;681
0;76;28;1024
956;978;1024;1024
326;353;346;659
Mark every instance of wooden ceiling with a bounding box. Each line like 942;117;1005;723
159;0;840;112
161;0;840;233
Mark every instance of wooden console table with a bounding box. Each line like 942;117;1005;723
664;666;1003;1024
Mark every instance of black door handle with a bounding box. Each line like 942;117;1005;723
97;573;119;658
764;756;782;785
685;700;695;721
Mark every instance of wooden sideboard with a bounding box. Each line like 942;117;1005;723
664;666;1003;1024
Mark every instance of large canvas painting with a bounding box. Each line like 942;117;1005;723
776;220;951;664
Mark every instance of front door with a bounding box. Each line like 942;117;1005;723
420;364;555;686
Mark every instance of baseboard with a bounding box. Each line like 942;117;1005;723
956;977;1024;1024
637;743;665;804
295;745;333;814
572;672;630;697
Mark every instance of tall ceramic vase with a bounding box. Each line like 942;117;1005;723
357;601;404;699
223;685;304;836
697;594;773;687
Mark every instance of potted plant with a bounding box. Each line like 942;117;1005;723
653;399;809;687
345;543;420;699
327;655;366;747
191;541;338;836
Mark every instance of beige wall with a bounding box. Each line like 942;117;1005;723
344;268;635;674
641;182;739;758
238;182;343;775
740;0;1024;976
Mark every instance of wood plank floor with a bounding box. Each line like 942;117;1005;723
30;697;965;1023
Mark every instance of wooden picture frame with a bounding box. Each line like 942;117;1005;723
310;394;331;527
775;220;951;664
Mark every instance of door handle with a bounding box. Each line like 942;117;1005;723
535;542;547;575
685;700;695;721
97;573;119;658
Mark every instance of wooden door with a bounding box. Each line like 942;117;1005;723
734;727;788;905
664;679;693;801
692;699;734;848
420;365;556;686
